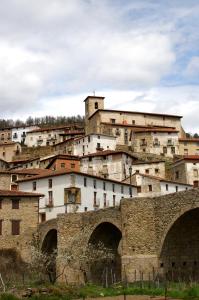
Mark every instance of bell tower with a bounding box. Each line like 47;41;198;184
84;95;105;134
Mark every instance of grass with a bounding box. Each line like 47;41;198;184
2;282;199;299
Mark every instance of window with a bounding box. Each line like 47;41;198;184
97;143;101;149
84;207;88;212
184;149;188;155
88;136;90;142
112;184;115;192
0;220;2;235
2;152;5;157
12;199;19;209
84;177;87;187
33;181;36;191
40;213;46;223
121;185;124;194
155;168;159;174
89;157;92;162
11;174;18;182
48;179;52;188
137;186;141;193
95;102;98;109
61;163;65;168
194;181;199;188
71;163;75;169
163;147;167;154
145;169;149;174
129;187;132;197
171;147;175;154
176;186;178;192
193;169;198;177
148;185;152;192
113;195;116;206
166;184;169;191
97;135;101;139
103;182;106;191
94;192;97;206
175;171;179;179
132;120;135;125
93;179;97;189
11;220;20;235
110;119;116;124
103;193;107;207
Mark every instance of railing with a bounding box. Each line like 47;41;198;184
140;141;147;146
93;198;100;207
45;198;54;208
153;141;160;147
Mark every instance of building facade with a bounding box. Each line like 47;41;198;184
80;150;138;181
0;190;43;262
131;129;179;157
179;138;199;155
0;142;21;161
18;170;137;222
170;156;199;187
12;125;39;145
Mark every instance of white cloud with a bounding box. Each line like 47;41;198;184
185;56;199;76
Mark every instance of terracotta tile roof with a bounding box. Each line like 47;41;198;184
0;168;52;176
17;170;137;187
0;189;44;197
130;172;192;186
172;155;199;164
60;130;85;136
80;150;138;159
0;141;20;146
27;125;71;133
89;109;182;120
179;138;199;142
9;157;40;164
133;128;179;133
132;160;165;165
101;122;176;129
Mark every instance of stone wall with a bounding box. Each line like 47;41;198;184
0;196;39;262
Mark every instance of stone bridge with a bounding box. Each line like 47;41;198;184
39;188;199;284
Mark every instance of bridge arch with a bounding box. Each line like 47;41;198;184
159;207;199;280
86;221;122;284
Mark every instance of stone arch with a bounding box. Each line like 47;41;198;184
87;221;122;284
41;229;58;283
159;207;199;280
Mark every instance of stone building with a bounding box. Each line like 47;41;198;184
18;170;137;222
131;160;166;178
80;150;138;181
0;142;21;161
0;189;43;262
131;128;179;157
170;156;199;187
179;138;199;155
84;95;185;145
123;172;192;197
0;127;12;142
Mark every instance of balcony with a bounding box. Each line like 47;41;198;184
45;199;54;208
140;141;147;147
21;133;26;138
13;134;18;139
96;146;104;151
93;198;100;207
167;140;174;146
153;141;160;147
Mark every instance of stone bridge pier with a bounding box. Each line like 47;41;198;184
39;188;199;284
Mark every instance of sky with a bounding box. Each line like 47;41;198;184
0;0;199;133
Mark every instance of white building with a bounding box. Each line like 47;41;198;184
17;170;137;222
12;126;39;145
25;126;70;147
80;150;138;181
73;133;116;156
123;172;192;197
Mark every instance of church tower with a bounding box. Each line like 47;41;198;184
84;95;105;134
